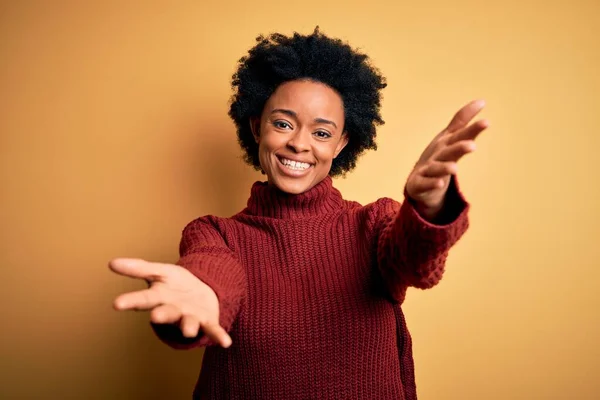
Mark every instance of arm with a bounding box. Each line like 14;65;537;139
376;177;469;303
152;217;246;349
375;99;488;303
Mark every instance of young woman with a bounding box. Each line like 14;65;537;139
110;27;488;399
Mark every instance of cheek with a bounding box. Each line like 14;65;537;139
258;131;287;155
256;134;280;168
257;142;271;166
315;144;339;164
258;137;273;157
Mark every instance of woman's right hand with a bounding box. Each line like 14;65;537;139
109;258;232;348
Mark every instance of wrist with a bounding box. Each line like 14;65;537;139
413;200;445;223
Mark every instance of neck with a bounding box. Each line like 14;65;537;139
244;176;343;219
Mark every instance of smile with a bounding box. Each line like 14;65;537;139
277;156;313;171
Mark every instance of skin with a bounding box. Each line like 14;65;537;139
109;79;489;348
406;99;488;220
250;79;348;195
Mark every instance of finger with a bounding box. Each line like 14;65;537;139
420;161;457;177
180;314;201;338
150;304;182;324
202;321;233;348
435;140;476;162
410;175;445;195
109;258;173;283
114;288;163;311
446;99;485;133
447;119;489;145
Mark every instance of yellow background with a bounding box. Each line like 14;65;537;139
1;1;599;398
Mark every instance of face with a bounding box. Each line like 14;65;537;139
251;80;348;194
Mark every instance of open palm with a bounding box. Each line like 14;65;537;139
110;258;232;348
406;99;489;220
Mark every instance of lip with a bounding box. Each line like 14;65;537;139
276;154;315;165
275;155;314;178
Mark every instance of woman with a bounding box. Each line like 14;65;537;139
110;27;488;399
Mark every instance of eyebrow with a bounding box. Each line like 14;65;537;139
270;109;338;129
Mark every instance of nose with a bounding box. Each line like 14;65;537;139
286;129;311;153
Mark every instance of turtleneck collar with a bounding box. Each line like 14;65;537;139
243;176;344;219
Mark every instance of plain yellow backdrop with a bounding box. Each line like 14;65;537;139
1;1;598;399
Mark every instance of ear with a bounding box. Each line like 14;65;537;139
334;132;349;158
249;117;261;144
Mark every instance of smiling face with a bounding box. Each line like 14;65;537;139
250;80;348;194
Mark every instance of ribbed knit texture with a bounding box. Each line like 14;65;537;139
153;176;469;399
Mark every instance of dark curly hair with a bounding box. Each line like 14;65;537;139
228;27;387;176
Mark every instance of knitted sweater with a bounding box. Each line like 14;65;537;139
153;176;469;399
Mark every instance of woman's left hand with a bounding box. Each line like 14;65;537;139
405;99;489;221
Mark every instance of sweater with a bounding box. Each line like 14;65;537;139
153;176;469;399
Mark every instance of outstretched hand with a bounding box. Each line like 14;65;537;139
405;99;489;221
109;258;232;348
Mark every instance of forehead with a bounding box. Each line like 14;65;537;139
265;80;344;120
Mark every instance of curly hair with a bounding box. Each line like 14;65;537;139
228;27;387;176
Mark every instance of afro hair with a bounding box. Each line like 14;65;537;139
228;27;387;176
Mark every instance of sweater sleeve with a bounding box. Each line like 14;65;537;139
151;216;247;349
375;176;470;304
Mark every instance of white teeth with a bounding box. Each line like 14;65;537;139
280;157;310;170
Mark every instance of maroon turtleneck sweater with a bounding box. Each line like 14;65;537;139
152;176;469;399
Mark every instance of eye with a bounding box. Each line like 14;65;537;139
314;130;332;139
273;120;292;130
